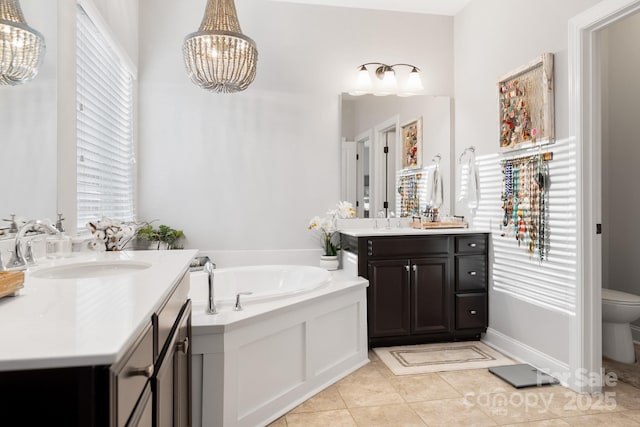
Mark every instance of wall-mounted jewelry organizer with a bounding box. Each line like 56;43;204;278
500;151;552;262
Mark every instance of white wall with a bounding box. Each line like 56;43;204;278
137;0;454;252
454;0;600;370
601;12;640;334
0;0;57;221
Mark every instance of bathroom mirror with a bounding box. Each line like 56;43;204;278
340;94;453;218
0;1;58;237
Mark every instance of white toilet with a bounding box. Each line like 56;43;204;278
602;288;640;364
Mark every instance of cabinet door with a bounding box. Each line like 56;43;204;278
411;258;450;335
153;301;192;427
126;383;152;427
173;304;191;427
368;259;411;338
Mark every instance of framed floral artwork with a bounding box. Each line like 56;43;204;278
401;117;422;169
498;53;554;151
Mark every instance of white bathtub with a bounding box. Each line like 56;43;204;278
189;266;369;427
189;265;331;305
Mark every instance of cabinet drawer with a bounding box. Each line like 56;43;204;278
367;236;449;258
153;272;190;361
113;323;154;427
456;255;487;291
455;294;487;330
455;235;487;254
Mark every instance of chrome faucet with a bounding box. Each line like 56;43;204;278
6;220;61;271
189;256;217;315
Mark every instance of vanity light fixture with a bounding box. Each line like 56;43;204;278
0;0;45;86
349;63;423;97
183;0;258;93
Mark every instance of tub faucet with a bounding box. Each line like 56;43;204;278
7;220;61;271
189;256;217;315
233;292;253;311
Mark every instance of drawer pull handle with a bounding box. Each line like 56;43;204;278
468;271;477;276
176;337;189;355
405;265;410;272
412;264;417;272
469;310;478;315
130;364;154;379
468;243;477;248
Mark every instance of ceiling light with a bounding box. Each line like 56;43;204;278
183;0;258;93
0;0;46;86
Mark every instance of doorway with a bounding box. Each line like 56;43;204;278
570;0;640;394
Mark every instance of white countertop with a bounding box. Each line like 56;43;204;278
339;227;488;237
0;249;197;372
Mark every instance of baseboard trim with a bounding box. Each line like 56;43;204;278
483;328;571;387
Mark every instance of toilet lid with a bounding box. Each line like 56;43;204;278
602;288;640;304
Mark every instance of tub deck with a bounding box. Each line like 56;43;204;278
189;269;369;427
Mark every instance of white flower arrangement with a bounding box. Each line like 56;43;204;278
87;218;145;251
308;201;356;256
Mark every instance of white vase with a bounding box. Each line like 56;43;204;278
319;255;339;271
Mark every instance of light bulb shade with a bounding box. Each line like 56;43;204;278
183;0;257;93
349;65;372;96
0;0;45;86
375;67;396;96
402;67;423;95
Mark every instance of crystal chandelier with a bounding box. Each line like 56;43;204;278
183;0;258;93
0;0;46;86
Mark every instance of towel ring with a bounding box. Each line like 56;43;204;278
458;146;476;163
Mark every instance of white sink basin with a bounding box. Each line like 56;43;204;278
31;261;152;280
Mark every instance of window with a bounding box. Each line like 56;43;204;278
76;4;136;229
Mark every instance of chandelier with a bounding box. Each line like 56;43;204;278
183;0;258;93
350;63;423;97
0;0;45;86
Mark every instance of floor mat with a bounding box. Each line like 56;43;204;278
373;341;515;375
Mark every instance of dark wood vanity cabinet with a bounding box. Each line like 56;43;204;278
0;272;192;427
368;257;450;338
343;232;488;347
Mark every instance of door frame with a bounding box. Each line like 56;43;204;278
354;130;373;218
569;0;640;394
373;115;400;217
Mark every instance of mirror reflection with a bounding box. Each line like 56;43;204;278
0;1;57;232
340;94;452;218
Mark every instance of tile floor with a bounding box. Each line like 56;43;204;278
603;343;640;390
268;350;640;427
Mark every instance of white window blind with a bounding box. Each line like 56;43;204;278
472;139;578;315
76;5;135;229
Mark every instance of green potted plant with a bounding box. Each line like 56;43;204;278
137;224;185;250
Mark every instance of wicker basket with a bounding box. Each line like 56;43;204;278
0;271;24;298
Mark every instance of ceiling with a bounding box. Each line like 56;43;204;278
268;0;472;16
